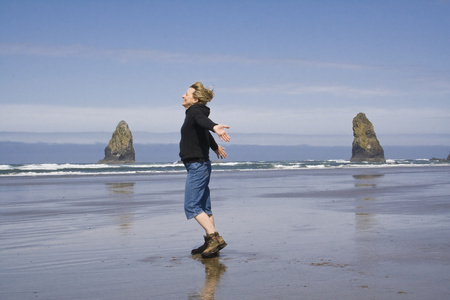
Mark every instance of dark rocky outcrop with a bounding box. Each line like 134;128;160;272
430;157;445;162
430;151;450;162
98;120;135;164
350;113;386;163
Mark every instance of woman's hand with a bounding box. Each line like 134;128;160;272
214;145;227;159
213;124;230;142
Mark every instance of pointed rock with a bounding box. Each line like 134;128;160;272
350;113;385;163
98;120;136;164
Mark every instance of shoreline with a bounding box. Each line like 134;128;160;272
1;160;449;178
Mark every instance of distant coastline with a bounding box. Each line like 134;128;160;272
2;131;450;147
1;141;449;164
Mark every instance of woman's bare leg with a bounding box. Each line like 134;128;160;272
194;212;216;235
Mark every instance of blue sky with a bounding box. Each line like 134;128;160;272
1;0;449;146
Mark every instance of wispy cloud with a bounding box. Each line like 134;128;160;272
284;85;395;97
1;104;449;146
212;105;450;136
0;43;187;62
0;103;183;132
0;43;369;70
223;83;398;98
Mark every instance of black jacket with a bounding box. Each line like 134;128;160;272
179;104;218;162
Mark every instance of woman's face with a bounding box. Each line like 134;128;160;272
182;87;198;110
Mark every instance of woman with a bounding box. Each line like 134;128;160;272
179;81;230;258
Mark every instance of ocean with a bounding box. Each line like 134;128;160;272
1;159;449;177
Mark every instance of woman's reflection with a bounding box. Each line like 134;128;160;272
189;256;227;300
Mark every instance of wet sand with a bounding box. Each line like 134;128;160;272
1;166;449;299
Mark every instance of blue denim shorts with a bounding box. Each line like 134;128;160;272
184;161;212;219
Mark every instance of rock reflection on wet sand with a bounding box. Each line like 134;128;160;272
106;182;136;195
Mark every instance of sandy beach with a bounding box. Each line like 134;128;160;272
1;166;449;299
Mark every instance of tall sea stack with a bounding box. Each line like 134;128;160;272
98;120;136;164
350;113;385;163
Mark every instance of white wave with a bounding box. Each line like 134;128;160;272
305;165;327;169
16;163;121;171
1;169;186;177
274;164;303;169
340;163;429;169
12;162;186;171
126;163;182;168
70;164;121;169
2;171;89;177
328;159;350;163
212;161;253;166
17;163;60;170
1;160;447;177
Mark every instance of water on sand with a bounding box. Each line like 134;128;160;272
1;166;449;299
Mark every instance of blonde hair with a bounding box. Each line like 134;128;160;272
190;81;214;104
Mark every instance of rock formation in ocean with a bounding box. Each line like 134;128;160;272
98;120;136;164
350;113;386;163
431;151;450;162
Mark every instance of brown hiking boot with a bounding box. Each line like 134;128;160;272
215;232;227;251
191;235;209;255
202;232;227;258
201;233;220;258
